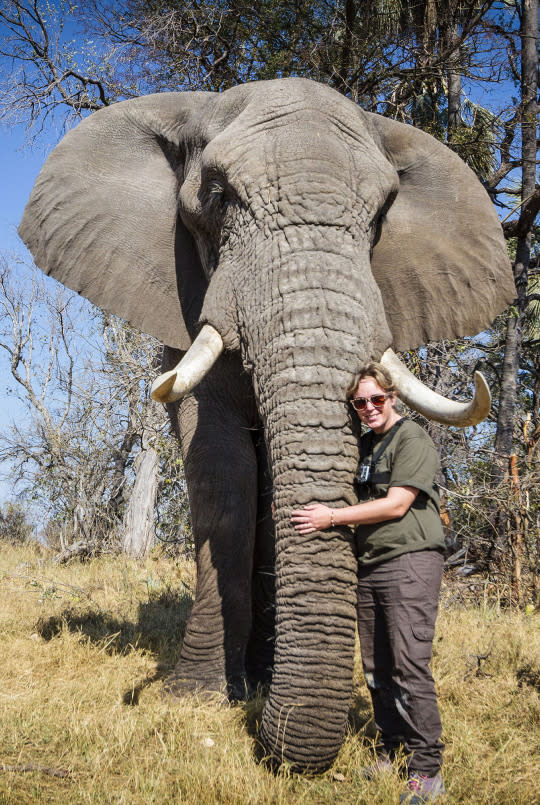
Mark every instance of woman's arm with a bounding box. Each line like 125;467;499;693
290;486;419;535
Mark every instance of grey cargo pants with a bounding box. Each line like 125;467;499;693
356;550;445;776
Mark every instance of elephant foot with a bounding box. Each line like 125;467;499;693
162;670;227;701
163;669;251;703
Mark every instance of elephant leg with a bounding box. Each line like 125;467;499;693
165;358;260;700
246;431;275;689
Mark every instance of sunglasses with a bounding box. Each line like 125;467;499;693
350;394;391;411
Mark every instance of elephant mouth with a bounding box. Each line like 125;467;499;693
150;324;491;427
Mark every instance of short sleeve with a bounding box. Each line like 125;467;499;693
388;430;440;501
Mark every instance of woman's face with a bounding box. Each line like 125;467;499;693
352;376;400;434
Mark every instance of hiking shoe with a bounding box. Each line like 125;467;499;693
361;755;394;779
400;771;445;803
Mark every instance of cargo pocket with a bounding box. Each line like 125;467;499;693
410;619;435;661
411;622;435;642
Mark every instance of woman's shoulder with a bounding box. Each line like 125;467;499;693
395;418;438;450
399;418;426;436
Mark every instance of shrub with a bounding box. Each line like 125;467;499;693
0;502;34;543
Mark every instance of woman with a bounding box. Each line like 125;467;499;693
291;363;446;804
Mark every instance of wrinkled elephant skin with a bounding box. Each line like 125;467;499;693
18;78;514;771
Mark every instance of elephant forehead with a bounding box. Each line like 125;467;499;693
208;104;379;170
203;107;397;221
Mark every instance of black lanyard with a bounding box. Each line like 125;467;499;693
367;417;407;475
355;418;407;489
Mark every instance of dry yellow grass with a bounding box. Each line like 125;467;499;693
0;543;538;805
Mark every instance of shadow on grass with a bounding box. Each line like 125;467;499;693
348;688;375;737
35;591;376;736
242;687;267;739
35;588;193;702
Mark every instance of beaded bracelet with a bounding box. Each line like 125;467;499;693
330;510;335;528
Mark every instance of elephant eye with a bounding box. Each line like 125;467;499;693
208;178;225;197
207;180;232;215
202;165;234;213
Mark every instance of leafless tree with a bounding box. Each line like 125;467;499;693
0;257;188;557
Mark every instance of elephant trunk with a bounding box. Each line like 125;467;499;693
236;240;390;770
258;426;359;770
256;381;361;770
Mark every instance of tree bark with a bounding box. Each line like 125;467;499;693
446;21;462;134
122;438;159;558
493;0;538;477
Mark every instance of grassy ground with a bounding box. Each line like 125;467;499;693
0;543;538;805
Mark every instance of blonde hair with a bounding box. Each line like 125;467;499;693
346;362;396;400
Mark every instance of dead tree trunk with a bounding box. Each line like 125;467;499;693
446;20;462;136
122;436;159;558
494;0;538;479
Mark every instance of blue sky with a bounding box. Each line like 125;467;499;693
1;125;45;251
0;124;56;502
0;1;88;505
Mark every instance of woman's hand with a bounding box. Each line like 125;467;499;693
290;486;419;535
291;504;333;534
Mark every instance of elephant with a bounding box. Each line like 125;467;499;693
19;77;514;772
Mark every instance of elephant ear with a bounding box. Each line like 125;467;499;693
366;112;514;353
19;92;217;349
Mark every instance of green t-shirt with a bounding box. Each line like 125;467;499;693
355;418;445;566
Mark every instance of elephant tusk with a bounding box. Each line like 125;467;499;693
380;349;491;427
151;324;224;403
